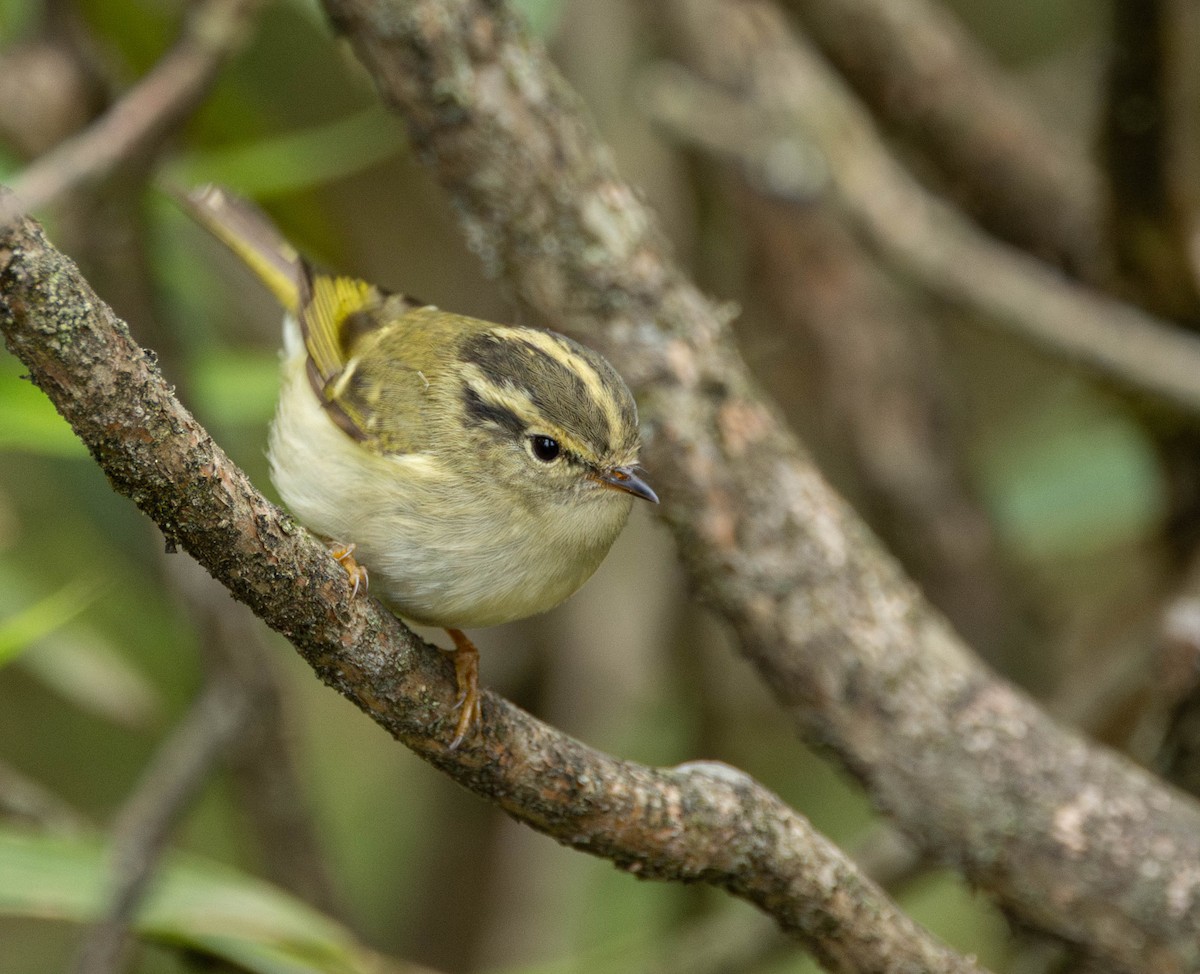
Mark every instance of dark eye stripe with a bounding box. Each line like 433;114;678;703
462;385;525;437
460;331;612;455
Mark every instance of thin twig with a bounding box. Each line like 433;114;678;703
0;0;263;227
0;208;984;974
73;677;251;974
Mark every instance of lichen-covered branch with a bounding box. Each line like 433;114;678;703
0;210;983;974
314;0;1200;968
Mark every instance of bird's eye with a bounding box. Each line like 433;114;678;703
530;435;561;462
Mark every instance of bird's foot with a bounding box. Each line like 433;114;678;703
328;541;369;597
443;628;481;750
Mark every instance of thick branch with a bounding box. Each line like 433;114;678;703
0;213;981;974
314;0;1200;968
733;184;1016;660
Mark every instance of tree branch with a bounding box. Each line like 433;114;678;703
0;0;263;226
0;210;983;974
732;180;1017;660
312;0;1200;968
639;2;1200;417
75;676;251;974
781;0;1104;279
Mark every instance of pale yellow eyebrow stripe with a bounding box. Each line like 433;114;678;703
489;326;623;443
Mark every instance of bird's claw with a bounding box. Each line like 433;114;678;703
328;542;369;597
444;628;481;750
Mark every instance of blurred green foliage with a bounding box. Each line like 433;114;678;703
0;354;87;457
513;0;568;37
944;0;1106;62
0;574;109;665
0;0;34;40
977;383;1166;560
0;828;390;974
165;106;406;199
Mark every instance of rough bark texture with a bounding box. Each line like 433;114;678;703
0;211;982;974
308;0;1200;969
734;186;1017;663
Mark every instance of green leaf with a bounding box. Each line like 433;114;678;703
191;350;281;427
0;354;86;458
165;106;406;198
0;828;403;974
0;577;109;666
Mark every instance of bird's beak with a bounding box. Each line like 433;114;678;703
594;465;659;504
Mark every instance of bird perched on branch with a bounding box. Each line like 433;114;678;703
180;185;657;748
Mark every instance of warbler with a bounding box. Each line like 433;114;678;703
181;186;657;748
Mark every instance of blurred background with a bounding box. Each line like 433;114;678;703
5;0;1197;970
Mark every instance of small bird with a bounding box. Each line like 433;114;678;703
181;186;657;748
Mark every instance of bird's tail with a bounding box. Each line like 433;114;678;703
174;184;304;313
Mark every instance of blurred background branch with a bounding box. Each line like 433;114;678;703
0;0;262;225
638;33;1200;417
781;0;1105;280
73;675;250;974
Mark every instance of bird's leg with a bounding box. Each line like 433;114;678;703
327;541;369;597
444;628;482;750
